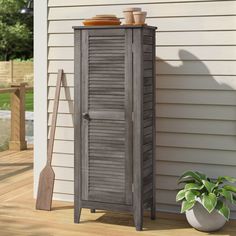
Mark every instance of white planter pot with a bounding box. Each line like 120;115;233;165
186;202;226;232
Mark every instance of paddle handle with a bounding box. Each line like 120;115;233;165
47;69;63;165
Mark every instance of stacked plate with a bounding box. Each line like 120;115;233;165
83;15;121;26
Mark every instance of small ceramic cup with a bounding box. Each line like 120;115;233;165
133;11;147;25
123;8;141;24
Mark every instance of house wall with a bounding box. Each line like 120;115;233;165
37;0;236;217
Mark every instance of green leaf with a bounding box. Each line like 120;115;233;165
176;189;186;202
185;190;197;202
201;193;217;213
181;200;195;213
179;171;202;184
219;189;234;203
223;185;236;193
202;180;216;193
217;176;236;184
195;171;207;180
216;200;230;221
184;183;203;191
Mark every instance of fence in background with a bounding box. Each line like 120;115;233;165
0;61;33;86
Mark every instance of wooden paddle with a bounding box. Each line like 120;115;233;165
36;69;63;211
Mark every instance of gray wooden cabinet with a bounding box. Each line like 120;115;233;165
73;25;156;231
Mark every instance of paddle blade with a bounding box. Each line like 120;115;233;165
36;165;55;211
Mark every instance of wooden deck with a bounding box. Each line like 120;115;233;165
0;148;236;236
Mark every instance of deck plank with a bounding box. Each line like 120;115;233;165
0;148;236;235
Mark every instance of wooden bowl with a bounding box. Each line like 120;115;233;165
83;20;121;26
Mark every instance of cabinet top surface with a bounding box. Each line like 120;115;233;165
73;25;157;30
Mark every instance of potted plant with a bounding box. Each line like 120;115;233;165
176;171;236;232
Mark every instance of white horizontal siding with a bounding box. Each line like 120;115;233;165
48;73;236;90
53;193;73;202
157;161;236;179
49;117;236;137
48;0;220;7
50;131;236;153
157;147;236;166
157;133;236;151
45;0;236;218
54;180;74;194
48;88;236;105
51;153;74;167
48;46;236;60
156;90;236;105
156;118;236;135
48;127;74;140
48;1;235;20
48;113;74;127
53;140;74;154
48;102;236;120
157;75;236;90
48;16;236;33
53;166;73;181
49;119;236;140
157;104;236;120
48;31;236;46
47;60;236;75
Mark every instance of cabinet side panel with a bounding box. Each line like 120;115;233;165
74;29;82;219
133;28;144;230
124;29;133;205
142;28;155;210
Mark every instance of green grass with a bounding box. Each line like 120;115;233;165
0;139;9;152
0;91;33;111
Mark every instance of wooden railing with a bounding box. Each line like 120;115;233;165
0;83;33;151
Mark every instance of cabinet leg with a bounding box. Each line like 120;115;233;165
134;216;143;231
133;209;143;231
151;200;156;220
90;209;96;213
74;207;81;223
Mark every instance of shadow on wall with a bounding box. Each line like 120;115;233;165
157;50;235;89
155;49;236;218
158;50;211;75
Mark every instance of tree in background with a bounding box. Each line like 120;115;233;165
0;0;33;61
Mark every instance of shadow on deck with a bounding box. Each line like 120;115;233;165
0;148;236;235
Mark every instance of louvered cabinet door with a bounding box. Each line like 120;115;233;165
80;29;133;205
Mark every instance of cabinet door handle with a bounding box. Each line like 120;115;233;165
82;112;90;121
